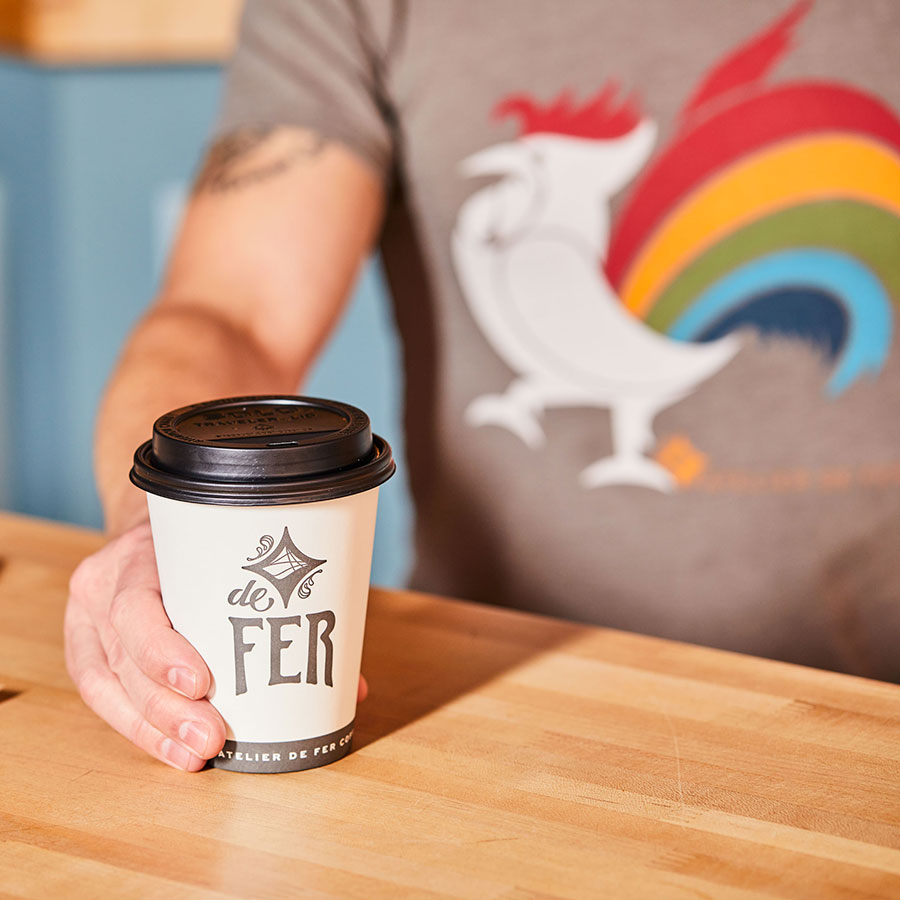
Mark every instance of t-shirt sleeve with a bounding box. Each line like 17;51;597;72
216;0;394;180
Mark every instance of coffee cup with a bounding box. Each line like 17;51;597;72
130;395;395;772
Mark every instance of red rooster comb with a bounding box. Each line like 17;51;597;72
493;84;643;140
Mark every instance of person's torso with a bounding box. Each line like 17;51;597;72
376;0;900;677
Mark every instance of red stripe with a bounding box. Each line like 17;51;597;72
682;0;812;117
605;83;900;289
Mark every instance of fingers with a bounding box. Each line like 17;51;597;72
66;616;208;772
107;584;211;700
358;674;368;703
66;521;220;771
97;523;212;698
109;641;226;761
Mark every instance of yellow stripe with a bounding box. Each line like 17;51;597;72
621;135;900;315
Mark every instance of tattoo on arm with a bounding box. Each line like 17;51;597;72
193;127;327;194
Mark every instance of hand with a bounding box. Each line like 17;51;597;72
65;520;227;770
65;520;369;771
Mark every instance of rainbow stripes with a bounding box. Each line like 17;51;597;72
668;250;892;395
605;83;900;394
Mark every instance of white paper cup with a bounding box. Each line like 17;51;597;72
131;396;395;773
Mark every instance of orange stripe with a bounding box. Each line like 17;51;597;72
620;135;900;315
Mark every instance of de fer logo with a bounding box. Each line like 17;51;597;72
227;527;335;695
242;526;326;609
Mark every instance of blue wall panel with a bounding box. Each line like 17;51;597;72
0;60;64;519
0;59;411;586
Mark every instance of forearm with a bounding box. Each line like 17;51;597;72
95;302;300;536
96;128;382;537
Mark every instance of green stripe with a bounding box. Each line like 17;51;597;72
645;200;900;333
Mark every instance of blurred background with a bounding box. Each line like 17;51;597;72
0;0;412;586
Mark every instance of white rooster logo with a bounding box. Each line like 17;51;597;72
453;2;900;494
452;87;740;492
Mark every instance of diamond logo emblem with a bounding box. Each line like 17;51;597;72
243;527;326;608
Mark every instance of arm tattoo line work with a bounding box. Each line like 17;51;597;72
193;127;327;194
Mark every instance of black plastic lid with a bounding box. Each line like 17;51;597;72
130;395;395;506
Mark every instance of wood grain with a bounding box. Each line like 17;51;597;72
1;512;899;898
0;0;242;63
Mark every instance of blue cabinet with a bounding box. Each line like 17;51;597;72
0;58;411;586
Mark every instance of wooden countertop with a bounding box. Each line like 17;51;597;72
1;510;899;898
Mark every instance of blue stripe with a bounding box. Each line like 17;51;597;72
669;249;893;395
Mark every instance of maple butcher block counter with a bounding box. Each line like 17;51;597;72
1;511;899;898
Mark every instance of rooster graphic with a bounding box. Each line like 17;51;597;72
452;0;900;491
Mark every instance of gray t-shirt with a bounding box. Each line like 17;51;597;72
219;0;900;679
